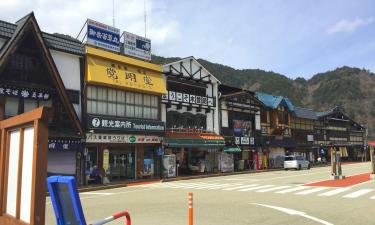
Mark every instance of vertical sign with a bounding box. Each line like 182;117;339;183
103;149;110;172
87;19;120;52
123;31;151;61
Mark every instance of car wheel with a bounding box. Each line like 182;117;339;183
307;164;311;170
298;164;302;170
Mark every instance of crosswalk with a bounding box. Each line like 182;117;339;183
140;182;375;200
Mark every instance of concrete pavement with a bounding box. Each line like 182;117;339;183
45;162;375;225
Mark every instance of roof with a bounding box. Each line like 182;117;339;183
0;12;83;136
0;17;84;56
255;92;294;111
293;107;318;120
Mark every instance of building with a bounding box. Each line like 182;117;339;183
83;46;167;184
219;84;263;171
255;92;295;169
290;107;318;161
161;57;225;176
314;106;366;162
0;13;84;182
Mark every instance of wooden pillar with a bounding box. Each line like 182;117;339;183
0;97;5;120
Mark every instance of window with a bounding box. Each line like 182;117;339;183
5;97;19;117
87;86;160;120
5;96;53;118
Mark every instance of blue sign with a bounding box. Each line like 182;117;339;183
48;140;82;151
87;19;120;52
47;176;86;225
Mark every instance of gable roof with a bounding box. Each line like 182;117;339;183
0;12;83;136
163;56;221;83
0;17;84;56
255;92;294;111
293;107;318;120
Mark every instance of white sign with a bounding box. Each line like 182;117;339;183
307;135;314;142
241;137;250;145
163;91;213;106
87;19;120;52
235;137;241;145
123;31;151;61
250;137;255;145
86;133;161;143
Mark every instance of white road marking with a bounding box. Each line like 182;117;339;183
223;184;259;191
369;195;375;199
79;192;114;196
250;203;334;225
296;187;330;195
318;188;351;196
275;186;310;194
238;185;274;192
343;189;373;198
256;186;291;193
208;183;240;189
224;178;259;181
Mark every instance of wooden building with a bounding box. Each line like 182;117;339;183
0;13;84;182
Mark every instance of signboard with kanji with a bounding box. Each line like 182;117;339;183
87;19;120;52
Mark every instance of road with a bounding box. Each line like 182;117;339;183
45;162;375;225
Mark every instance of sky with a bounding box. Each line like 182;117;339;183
1;0;374;79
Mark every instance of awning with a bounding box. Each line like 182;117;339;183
224;146;242;153
165;138;225;148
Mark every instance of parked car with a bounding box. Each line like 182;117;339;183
284;155;310;170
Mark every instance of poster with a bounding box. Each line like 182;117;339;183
233;120;252;136
103;149;110;172
163;155;176;178
143;159;154;176
220;152;234;173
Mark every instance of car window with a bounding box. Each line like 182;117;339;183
284;156;295;161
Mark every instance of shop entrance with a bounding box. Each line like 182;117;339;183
108;148;135;181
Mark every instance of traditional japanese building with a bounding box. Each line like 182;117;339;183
314;106;366;161
290;107;318;161
161;57;225;176
219;84;263;171
84;46;167;183
255;92;295;169
0;13;84;182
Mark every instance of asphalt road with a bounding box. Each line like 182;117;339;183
45;162;375;225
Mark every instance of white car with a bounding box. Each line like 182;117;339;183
284;155;310;170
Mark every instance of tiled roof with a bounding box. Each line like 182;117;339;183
255;92;294;111
293;107;318;120
0;19;84;55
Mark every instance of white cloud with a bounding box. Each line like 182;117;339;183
327;16;375;34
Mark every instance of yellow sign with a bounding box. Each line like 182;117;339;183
103;149;110;172
85;47;167;95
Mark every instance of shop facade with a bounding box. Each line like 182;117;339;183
161;57;225;177
219;84;263;171
0;14;84;182
83;46;166;184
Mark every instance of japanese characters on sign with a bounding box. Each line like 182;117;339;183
123;31;151;61
87;19;120;52
88;115;165;132
86;133;162;144
48;140;81;151
0;85;51;100
162;91;215;107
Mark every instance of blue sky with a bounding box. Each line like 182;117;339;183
1;0;374;79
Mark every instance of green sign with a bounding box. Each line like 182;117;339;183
129;136;136;143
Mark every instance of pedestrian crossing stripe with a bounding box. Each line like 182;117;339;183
142;182;375;200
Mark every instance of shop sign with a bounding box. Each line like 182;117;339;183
48;140;81;151
87;19;120;52
162;91;214;106
86;56;166;95
88;115;165;132
307;135;314;142
86;133;162;144
235;137;240;145
103;149;110;171
250;137;255;145
241;137;250;145
123;31;151;61
0;85;51;100
157;147;164;156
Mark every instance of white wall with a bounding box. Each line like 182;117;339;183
50;50;82;120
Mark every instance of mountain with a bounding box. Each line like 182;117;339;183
152;56;375;138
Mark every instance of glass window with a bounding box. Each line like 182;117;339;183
108;103;116;116
126;92;134;104
151;96;158;107
5;97;19;117
143;107;151;119
134;105;142;118
143;95;151;106
117;104;125;116
108;89;116;102
135;93;143;105
24;99;38;112
39;99;52;107
97;101;107;115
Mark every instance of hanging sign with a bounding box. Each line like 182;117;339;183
87;19;120;52
103;149;110;171
0;85;51;100
123;31;151;61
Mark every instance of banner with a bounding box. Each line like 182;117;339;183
0;85;51;100
123;31;151;61
86;133;162;144
87;19;120;52
162;91;214;107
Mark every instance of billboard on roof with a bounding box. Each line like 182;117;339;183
123;31;151;61
87;19;120;52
